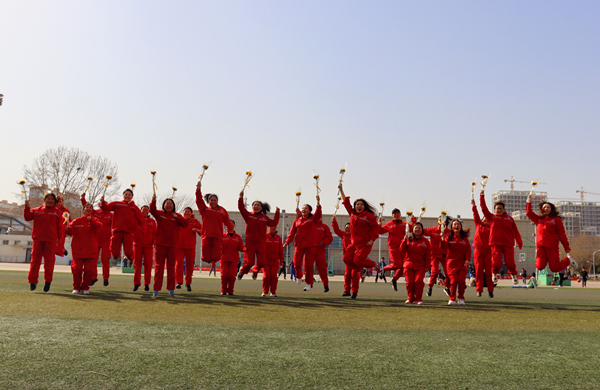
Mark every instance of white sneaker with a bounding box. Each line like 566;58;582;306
72;290;80;294
416;301;423;305
568;254;578;267
261;293;266;297
270;293;277;297
448;300;456;305
296;278;301;284
82;290;90;295
405;299;412;304
303;285;312;291
458;299;465;305
511;275;518;285
492;274;498;283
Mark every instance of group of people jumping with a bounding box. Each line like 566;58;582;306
23;177;576;304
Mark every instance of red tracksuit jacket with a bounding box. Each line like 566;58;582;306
284;205;322;248
443;235;472;269
101;199;146;235
342;197;379;247
526;203;570;251
422;226;450;259
265;233;284;266
399;236;432;269
238;198;280;243
480;194;523;248
134;217;157;248
314;220;333;255
472;205;491;250
379;217;416;249
24;205;62;242
221;232;244;263
57;205;71;239
150;200;189;247
178;217;202;249
68;216;102;259
195;189;234;239
332;219;351;252
81;194;113;242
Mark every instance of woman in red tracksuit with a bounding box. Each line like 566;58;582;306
133;205;156;292
150;195;188;297
526;195;574;273
480;191;523;284
332;216;353;296
220;220;244;295
338;183;378;299
67;203;102;294
23;193;62;292
472;199;494;298
443;220;472;305
313;219;333;293
175;207;202;291
81;193;113;286
263;226;284;297
422;216;452;297
55;195;71;257
283;196;322;291
101;189;146;280
195;182;234;266
379;208;416;291
399;222;431;305
237;190;280;280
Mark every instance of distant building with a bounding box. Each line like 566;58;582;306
492;190;547;216
556;202;600;236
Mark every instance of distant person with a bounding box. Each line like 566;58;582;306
480;189;523;285
290;263;296;282
520;268;527;285
580;267;588;288
208;262;217;277
375;257;387;283
278;261;287;280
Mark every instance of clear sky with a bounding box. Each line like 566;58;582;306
1;1;599;218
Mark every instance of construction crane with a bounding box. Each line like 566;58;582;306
576;187;600;202
504;176;547;191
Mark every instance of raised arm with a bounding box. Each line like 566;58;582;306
525;199;539;224
472;199;482;227
195;186;207;214
480;191;493;220
267;208;280;227
237;196;250;222
332;217;345;238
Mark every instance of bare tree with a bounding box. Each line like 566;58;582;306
139;192;196;214
564;235;600;271
23;147;121;209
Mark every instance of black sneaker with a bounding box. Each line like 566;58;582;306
489;291;494;298
175;283;182;289
30;283;37;291
324;286;329;293
444;288;450;297
133;284;140;292
426;288;432;297
342;291;351;297
237;273;243;280
252;273;258;280
351;293;357;299
144;284;149;292
90;279;98;286
392;279;398;291
103;280;109;287
43;282;51;292
186;284;191;292
228;293;234;296
221;293;226;296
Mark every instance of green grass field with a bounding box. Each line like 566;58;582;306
1;271;599;389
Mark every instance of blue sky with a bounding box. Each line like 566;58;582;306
1;1;599;217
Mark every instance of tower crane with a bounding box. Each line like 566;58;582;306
576;187;600;202
503;176;546;190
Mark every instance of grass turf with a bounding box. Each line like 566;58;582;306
1;271;600;389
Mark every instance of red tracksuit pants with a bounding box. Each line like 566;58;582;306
133;244;153;286
153;245;176;291
92;240;111;281
175;247;196;285
293;246;315;285
404;267;426;303
474;247;493;293
384;247;404;278
262;264;279;294
314;251;329;287
448;265;467;301
55;235;66;257
536;246;569;272
239;240;266;276
110;231;134;260
28;239;56;284
428;256;450;289
71;257;95;291
491;245;517;275
344;244;377;294
201;237;222;263
343;264;352;293
220;261;237;294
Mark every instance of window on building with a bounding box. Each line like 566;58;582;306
27;241;32;245
14;240;21;245
2;240;8;245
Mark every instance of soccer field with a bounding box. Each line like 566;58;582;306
1;271;599;390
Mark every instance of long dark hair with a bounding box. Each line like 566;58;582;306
449;220;470;239
253;201;270;215
204;193;218;203
538;202;561;219
303;204;313;218
354;198;376;215
162;198;176;213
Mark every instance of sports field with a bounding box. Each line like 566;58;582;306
1;271;599;390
